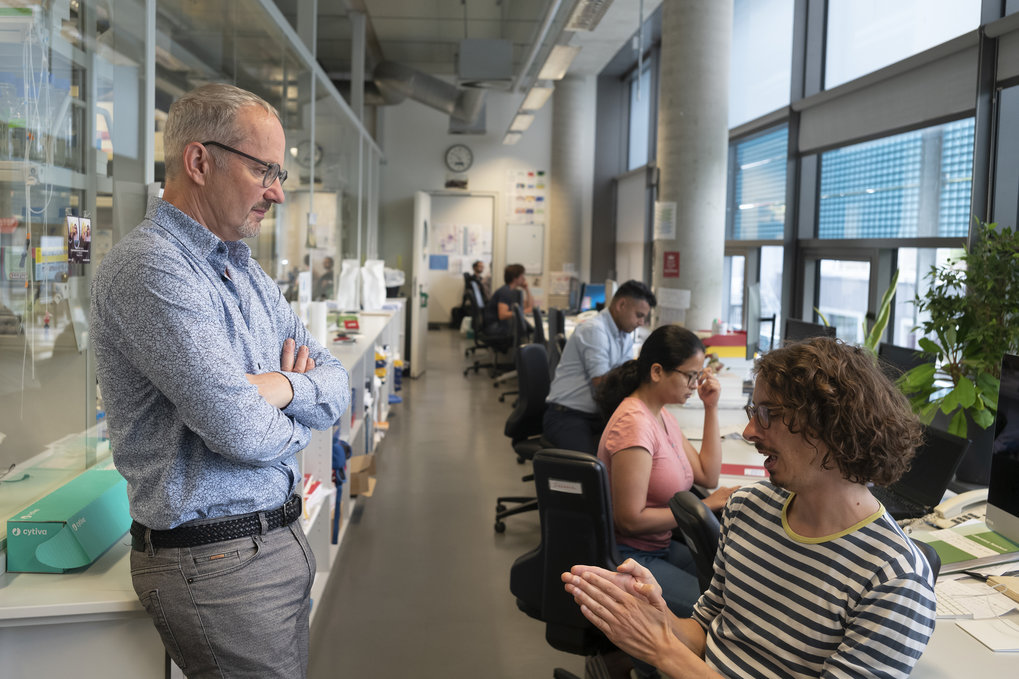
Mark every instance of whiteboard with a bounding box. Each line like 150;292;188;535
505;223;544;274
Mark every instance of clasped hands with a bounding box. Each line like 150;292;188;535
246;338;316;409
561;559;675;669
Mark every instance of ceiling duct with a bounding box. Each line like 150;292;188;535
566;0;614;31
457;39;514;89
373;61;486;126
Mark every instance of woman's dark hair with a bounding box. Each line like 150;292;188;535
595;325;704;417
753;337;923;485
504;263;525;284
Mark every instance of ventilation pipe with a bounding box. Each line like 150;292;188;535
373;61;485;124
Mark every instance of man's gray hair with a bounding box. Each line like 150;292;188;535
163;83;281;179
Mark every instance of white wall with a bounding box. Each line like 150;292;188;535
378;87;554;321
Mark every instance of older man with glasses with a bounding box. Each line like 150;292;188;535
92;83;349;678
564;337;937;679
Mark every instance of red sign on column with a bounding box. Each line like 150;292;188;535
663;251;680;278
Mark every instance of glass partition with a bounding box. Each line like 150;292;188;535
0;0;378;545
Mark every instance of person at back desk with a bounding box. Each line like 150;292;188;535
484;263;533;336
544;280;657;454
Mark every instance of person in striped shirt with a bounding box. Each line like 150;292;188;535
563;337;936;678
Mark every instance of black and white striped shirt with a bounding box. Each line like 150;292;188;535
692;482;936;678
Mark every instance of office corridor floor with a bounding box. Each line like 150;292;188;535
308;328;586;678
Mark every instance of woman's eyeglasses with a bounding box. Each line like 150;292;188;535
673;368;702;388
202;141;288;188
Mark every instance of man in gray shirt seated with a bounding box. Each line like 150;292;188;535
543;280;656;454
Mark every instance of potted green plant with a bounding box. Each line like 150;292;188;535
899;220;1019;483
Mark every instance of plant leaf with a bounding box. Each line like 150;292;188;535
899;362;936;391
917;337;941;357
971;408;995;429
948;410;967;437
953;376;977;409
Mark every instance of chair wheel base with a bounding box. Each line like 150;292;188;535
496;503;506;512
494;521;506;533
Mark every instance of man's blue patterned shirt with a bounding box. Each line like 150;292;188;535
92;199;349;529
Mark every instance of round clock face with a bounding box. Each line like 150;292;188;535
444;144;473;172
291;139;323;168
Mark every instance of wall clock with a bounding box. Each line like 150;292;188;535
444;143;473;172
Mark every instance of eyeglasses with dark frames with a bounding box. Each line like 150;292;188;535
745;403;781;429
202;141;287;188
673;368;702;388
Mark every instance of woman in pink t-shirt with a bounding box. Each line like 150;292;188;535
595;325;737;623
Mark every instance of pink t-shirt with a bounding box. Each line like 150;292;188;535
597;396;694;552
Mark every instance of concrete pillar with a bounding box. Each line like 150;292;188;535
653;0;732;330
548;75;596;308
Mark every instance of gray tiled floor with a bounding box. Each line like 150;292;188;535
308;329;585;678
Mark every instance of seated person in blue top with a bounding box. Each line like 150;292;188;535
544;280;657;454
564;337;936;679
483;263;532;336
92;83;350;678
594;326;737;617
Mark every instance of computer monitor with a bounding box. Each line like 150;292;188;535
877;342;929;379
986;353;1019;545
566;278;582;313
583;284;606;311
784;318;836;343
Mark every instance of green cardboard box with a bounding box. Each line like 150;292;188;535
6;468;131;573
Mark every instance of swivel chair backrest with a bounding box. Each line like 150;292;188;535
532;306;546;345
468;279;486;332
512;302;529;347
504;344;551;442
548;307;565;339
668;491;721;593
911;538;942;583
510;449;621;656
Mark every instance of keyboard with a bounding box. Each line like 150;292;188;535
936;591;974;619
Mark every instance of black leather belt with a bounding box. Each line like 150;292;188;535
130;495;302;550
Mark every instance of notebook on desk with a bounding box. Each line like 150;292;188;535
870;428;971;520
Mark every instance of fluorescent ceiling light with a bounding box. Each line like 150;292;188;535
521;84;554;112
509;113;535;132
567;0;613;32
503;131;522;145
538;45;581;81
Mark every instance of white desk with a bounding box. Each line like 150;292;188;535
912;612;1019;677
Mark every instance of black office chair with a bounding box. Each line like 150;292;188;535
668;491;721;592
669;490;943;590
496;303;532;401
463;280;513;378
461;273;482;353
510;449;621;677
912;538;942;583
495;343;552;532
532;306;547;346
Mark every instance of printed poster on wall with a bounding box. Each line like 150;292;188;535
654;202;677;240
506;170;548;224
427;223;491;273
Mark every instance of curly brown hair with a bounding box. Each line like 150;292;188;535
753;337;923;486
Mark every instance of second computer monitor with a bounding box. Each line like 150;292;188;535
986;353;1019;546
784;318;836;343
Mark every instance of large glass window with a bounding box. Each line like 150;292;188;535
730;0;794;127
759;245;783;350
817;118;974;239
825;0;980;89
893;247;964;348
817;259;871;344
732;125;788;240
722;255;745;330
628;62;652;170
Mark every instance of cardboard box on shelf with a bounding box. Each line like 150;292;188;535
348;454;377;497
6;468;131;573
